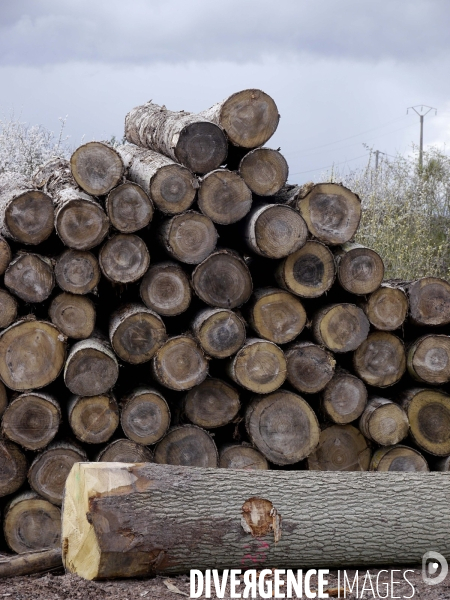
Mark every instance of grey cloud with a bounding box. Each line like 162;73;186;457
1;0;449;66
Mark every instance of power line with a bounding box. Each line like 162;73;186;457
407;105;437;169
290;153;370;176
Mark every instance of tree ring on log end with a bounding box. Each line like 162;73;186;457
56;199;109;250
71;142;124;196
150;165;197;215
153;425;218;467
175;122;228;175
99;234;150;284
5;191;54;245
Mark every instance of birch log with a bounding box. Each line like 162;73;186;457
99;234;150;284
370;446;429;472
70;141;124;196
116;144;197;215
124;102;228;174
407;334;450;384
140;261;191;316
0;173;54;244
97;439;153;463
106;182;153;233
362;284;408;331
0;288;17;329
285;341;336;395
307;424;371;472
153;425;218;467
312;304;370;353
192;307;246;359
353;332;406;387
49;293;96;339
228;339;286;394
152;336;208;391
5;253;54;303
0;439;27;497
55;249;101;295
183;378;240;429
407;277;450;326
359;397;409;446
335;243;384;295
158;211;217;264
120;387;170;445
68;394;119;444
219;444;269;470
198;169;252;225
0;236;12;275
238;147;288;196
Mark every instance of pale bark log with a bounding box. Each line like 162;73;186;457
0;439;27;497
151;336;208;391
28;440;87;506
63;462;450;579
228;338;286;394
199;89;279;148
361;283;408;331
183;378;240;429
0;236;12;275
64;335;119;396
359;397;409;446
99;233;150;284
407;277;450;326
0;319;66;391
307;424;371;471
0;288;17;329
0;548;62;578
97;439;153;463
191;307;246;359
153;425;218;467
158;211;217;264
198;169;252;225
275;240;336;298
106;182;154;233
400;388;450;456
4;491;61;554
321;370;367;424
4;253;54;303
407;334;450;384
55;249;101;295
353;332;406;387
245;204;308;259
246;390;319;465
120;386;170;446
68;393;119;445
109;303;167;364
248;287;306;345
335;242;384;295
312;304;370;353
0;172;54;244
370;445;429;472
140;261;191;316
219;443;269;470
49;293;96;339
125;102;228;174
33;158;109;250
191;249;253;309
285;341;336;395
116;144;197;215
70;141;124;196
239;147;288;196
1;392;61;451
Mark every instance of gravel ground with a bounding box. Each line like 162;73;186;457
0;566;449;599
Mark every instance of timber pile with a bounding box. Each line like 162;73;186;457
0;88;450;563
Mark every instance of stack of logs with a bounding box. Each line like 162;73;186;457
1;88;450;559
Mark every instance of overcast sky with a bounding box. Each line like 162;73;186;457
1;0;450;182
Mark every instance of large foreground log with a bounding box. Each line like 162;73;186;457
62;463;450;579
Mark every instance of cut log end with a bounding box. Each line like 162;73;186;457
154;425;218;467
353;332;406;387
159;211;217;264
152;336;208;391
285;342;336;394
307;425;371;471
55;249;101;295
150;164;197;215
99;234;150;284
184;378;240;429
56;199;109;251
49;293;96;339
239;148;288;196
70;142;124;196
97;439;153;463
312;304;370;353
0;237;12;275
198;170;252;225
68;394;119;444
370;446;429;472
64;337;119;397
106;182;153;233
140;262;191;316
229;339;286;394
408;277;450;326
359;397;409;446
121;387;170;446
322;372;367;424
364;285;408;331
337;245;384;295
175;122;228;174
407;334;450;384
5;190;54;245
0;440;27;497
249;288;307;345
0;289;18;329
5;253;54;303
192;308;246;359
219;444;269;470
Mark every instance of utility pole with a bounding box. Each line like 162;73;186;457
374;150;386;170
407;105;437;169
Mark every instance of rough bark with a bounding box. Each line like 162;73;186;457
248;287;307;345
199;89;280;148
125;102;228;174
120;386;171;446
70;141;124;196
191;249;253;309
55;249;101;295
64;335;119;396
0;548;62;578
400;388;450;456
67;394;119;445
49;293;96;339
151;336;208;391
4;491;61;554
0;288;17;329
158;211;217;264
28;441;87;506
0;173;54;244
0;236;12;274
228;338;286;394
140;261;191;316
407;277;450;326
321;370;367;424
115;144;197;215
245;204;308;259
33;158;109;250
0;319;66;391
275;240;336;298
4;253;54;303
407;334;450;384
335;243;384;295
63;463;450;579
99;233;150;284
1;392;61;451
307;424;371;471
198;169;252;225
153;425;218;467
246;390;319;465
106;182;154;233
370;445;429;472
0;381;7;418
191;307;246;359
97;439;153;463
219;443;269;470
183;378;240;429
238;147;288;196
109;303;167;364
359;397;409;446
361;283;408;331
353;332;406;387
297;183;361;245
0;439;27;497
285;341;336;395
312;304;370;353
